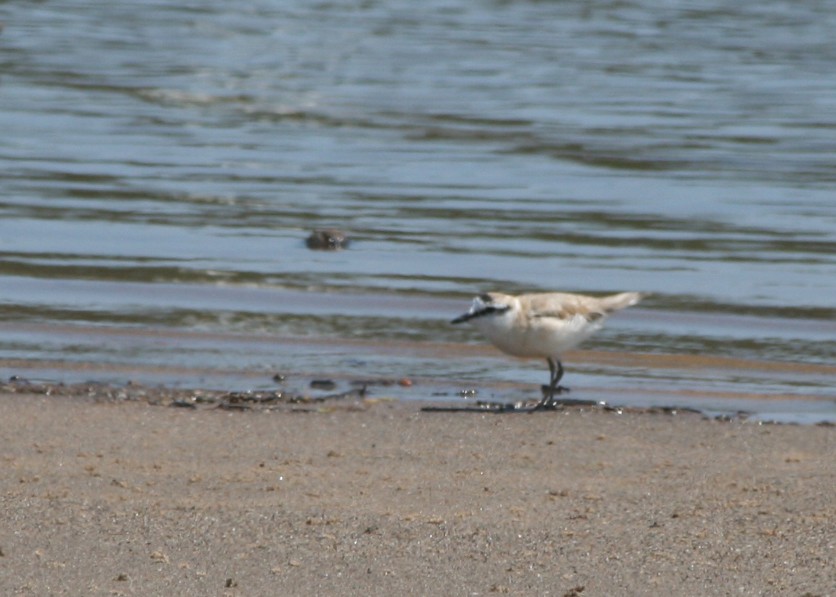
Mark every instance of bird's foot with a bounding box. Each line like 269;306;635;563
529;400;559;413
530;393;564;412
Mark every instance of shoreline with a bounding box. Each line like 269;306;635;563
2;367;834;425
2;387;833;595
2;319;833;426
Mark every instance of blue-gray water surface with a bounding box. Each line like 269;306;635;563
1;1;834;421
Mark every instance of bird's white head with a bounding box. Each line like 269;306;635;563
451;292;516;325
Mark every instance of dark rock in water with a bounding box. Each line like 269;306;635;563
306;229;350;250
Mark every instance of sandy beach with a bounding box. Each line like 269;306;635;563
1;386;833;596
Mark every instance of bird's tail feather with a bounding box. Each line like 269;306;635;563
600;292;648;312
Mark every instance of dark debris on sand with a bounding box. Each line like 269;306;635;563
0;376;375;413
2;375;792;423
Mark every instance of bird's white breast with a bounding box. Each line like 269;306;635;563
472;308;604;358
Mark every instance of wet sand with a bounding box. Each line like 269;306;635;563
2;386;833;596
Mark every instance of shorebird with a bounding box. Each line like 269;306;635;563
452;291;646;410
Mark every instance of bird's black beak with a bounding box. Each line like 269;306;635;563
452;304;508;324
451;311;475;324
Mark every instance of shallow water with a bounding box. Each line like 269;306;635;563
1;1;834;421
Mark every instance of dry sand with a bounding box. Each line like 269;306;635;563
1;389;833;596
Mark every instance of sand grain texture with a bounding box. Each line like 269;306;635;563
1;392;833;596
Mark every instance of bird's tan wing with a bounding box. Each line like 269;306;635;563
523;293;607;323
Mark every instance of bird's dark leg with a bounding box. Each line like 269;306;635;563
533;357;572;412
553;359;565;393
534;357;563;410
